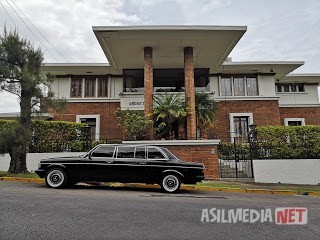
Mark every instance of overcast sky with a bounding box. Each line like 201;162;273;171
1;0;320;113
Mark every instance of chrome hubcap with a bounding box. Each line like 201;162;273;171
163;175;179;192
47;170;64;187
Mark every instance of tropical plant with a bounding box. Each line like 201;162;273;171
115;109;153;140
0;28;65;173
195;92;217;138
153;93;187;139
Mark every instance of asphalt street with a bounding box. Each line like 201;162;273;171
0;181;319;240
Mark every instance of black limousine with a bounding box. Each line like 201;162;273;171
35;144;205;193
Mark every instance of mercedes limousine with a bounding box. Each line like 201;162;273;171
35;144;205;193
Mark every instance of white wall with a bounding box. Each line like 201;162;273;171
0;152;85;172
277;84;320;105
253;159;320;185
257;75;277;97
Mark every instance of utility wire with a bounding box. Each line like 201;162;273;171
9;0;70;63
4;0;60;62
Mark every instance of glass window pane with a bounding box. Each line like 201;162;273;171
117;147;135;158
297;83;305;92
276;84;282;92
234;77;245;96
148;147;165;159
91;146;115;158
135;147;146;159
98;78;108;97
221;77;232;96
283;85;290;92
247;78;258;96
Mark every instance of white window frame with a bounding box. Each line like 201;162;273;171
219;76;258;97
284;118;305;126
229;113;253;142
76;114;100;140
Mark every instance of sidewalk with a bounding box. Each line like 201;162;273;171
1;176;319;196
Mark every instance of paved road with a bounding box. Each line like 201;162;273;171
0;181;319;240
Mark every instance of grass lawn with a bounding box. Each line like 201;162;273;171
0;170;39;178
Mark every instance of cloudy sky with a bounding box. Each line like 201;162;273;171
0;0;320;113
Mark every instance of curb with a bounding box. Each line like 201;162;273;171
0;177;319;196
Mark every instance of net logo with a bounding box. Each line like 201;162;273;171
275;208;307;225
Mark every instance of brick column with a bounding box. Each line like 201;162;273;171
144;47;154;138
184;46;196;139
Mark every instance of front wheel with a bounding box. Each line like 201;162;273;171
45;168;68;188
161;174;181;193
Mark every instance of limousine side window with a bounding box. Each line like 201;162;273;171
117;147;135;158
147;147;166;159
135;147;146;159
91;146;115;158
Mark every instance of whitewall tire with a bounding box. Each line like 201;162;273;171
161;174;181;193
45;168;68;188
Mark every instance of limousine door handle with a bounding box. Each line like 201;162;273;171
139;162;146;165
106;161;113;164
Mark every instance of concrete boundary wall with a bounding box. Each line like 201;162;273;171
253;159;320;185
0;152;85;172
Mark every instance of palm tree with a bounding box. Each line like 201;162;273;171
153;93;187;139
195;92;218;138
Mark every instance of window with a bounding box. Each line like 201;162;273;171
147;147;165;159
135;147;146;159
247;77;258;96
220;75;258;96
98;78;108;97
71;77;82;97
91;146;115;158
276;83;305;93
229;113;253;143
117;147;135;158
85;78;95;97
220;77;232;96
233;77;245;96
284;118;305;126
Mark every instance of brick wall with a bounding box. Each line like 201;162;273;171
165;145;219;180
279;107;320;125
212;100;281;138
51;102;123;140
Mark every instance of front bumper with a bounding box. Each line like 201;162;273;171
35;169;46;178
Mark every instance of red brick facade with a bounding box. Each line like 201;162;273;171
51;102;123;140
212;100;281;138
279;107;320;125
164;145;219;180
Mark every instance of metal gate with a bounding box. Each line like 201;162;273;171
218;136;254;178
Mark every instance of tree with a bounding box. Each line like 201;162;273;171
195;92;217;138
0;28;64;173
153;93;187;139
115;109;153;140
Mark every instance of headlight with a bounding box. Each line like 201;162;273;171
38;162;41;169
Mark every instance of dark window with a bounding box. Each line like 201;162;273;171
135;147;146;159
276;83;305;93
98;78;108;97
233;116;249;143
147;147;165;159
287;121;302;126
117;147;135;158
71;78;82;97
85;78;95;97
91;146;115;158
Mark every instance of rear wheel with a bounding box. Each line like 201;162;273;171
161;174;181;193
45;168;68;188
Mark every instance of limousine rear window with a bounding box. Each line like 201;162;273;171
91;146;115;158
148;147;166;159
135;147;146;159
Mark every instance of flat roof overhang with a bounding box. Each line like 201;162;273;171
219;61;305;79
281;73;320;83
41;63;120;75
93;25;247;72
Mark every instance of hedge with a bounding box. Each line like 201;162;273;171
0;120;90;152
218;126;320;159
